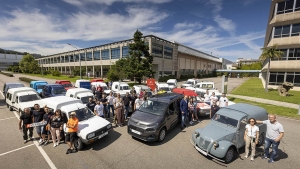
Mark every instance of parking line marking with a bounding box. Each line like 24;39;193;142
0;144;34;157
0;117;16;121
10;109;57;169
0;90;4;98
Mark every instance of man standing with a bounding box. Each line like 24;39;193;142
203;90;211;105
40;107;53;146
86;97;96;111
94;100;104;118
219;93;229;108
19;108;34;143
101;93;108;118
210;101;219;119
106;92;115;118
66;112;79;154
257;114;284;163
180;95;189;130
122;92;132;120
32;104;45;144
130;87;136;95
95;87;102;100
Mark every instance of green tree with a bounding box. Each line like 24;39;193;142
72;67;86;77
107;58;129;81
19;54;39;73
127;30;154;83
259;45;283;92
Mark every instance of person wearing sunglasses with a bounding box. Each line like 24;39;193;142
244;118;259;161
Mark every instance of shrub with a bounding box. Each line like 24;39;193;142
179;74;195;80
19;77;36;83
68;75;75;78
0;72;14;77
52;70;61;77
158;75;176;82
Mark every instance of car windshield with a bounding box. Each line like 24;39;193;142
68;107;95;121
52;88;66;95
213;114;238;127
186;81;194;84
139;100;168;116
62;83;73;87
80;96;93;104
120;86;129;90
202;84;214;89
36;85;45;89
167;83;175;86
160;87;170;91
19;94;41;102
102;86;108;90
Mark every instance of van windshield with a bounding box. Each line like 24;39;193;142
167;83;175;86
69;107;95;121
19;94;41;102
213;114;238;127
52;88;66;95
102;86;108;90
186;81;194;84
80;96;94;104
202;84;214;89
139;100;168;116
120;86;129;90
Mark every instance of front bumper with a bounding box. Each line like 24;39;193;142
82;125;113;145
196;109;210;116
127;124;159;142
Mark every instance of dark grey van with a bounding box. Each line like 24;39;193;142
3;82;25;96
127;93;183;142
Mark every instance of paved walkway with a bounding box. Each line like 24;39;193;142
227;94;299;110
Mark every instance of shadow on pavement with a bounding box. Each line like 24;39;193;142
82;130;121;151
0;99;7;107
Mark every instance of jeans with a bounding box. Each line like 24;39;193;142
23;125;33;140
181;114;187;128
264;137;280;160
103;106;108;117
124;105;130;119
108;105;114;118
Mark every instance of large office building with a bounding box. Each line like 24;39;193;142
0;53;23;71
263;0;300;88
37;35;222;79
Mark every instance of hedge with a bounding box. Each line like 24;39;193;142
158;75;177;82
19;77;37;83
0;72;14;77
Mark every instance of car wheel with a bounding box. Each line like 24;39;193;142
74;137;84;150
9;105;13;111
224;147;236;164
257;133;265;147
157;128;166;142
6;104;9;108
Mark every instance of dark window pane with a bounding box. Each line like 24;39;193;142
280;49;288;60
80;53;85;61
111;47;120;59
285;0;294;11
294;75;300;84
296;48;300;59
86;52;92;61
288;48;296;60
282;25;290;35
291;24;300;36
94;51;100;60
286;74;294;83
122;46;129;58
101;49;110;60
277;75;285;83
269;74;277;82
277;2;285;13
274;26;282;36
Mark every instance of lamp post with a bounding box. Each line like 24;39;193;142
67;43;82;79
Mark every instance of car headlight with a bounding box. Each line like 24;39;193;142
213;141;219;149
147;123;158;127
107;124;112;129
145;128;155;133
87;133;95;139
194;131;200;138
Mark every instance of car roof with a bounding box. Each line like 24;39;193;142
149;93;182;103
218;103;268;120
39;96;83;110
16;91;38;96
30;81;47;83
7;87;34;93
67;88;90;92
5;82;24;85
45;84;64;87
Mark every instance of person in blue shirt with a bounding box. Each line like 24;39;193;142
180;95;189;130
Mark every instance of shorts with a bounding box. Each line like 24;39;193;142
41;125;51;135
36;125;42;134
66;132;77;143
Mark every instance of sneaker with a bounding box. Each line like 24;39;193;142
53;143;57;148
70;149;77;153
251;157;254;161
66;149;71;154
24;140;27;144
39;140;45;146
44;140;49;146
39;139;43;143
261;155;268;159
268;159;274;163
56;142;59;146
244;155;248;158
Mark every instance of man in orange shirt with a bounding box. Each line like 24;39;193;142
66;112;79;154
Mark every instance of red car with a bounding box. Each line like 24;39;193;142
90;79;104;83
55;80;74;90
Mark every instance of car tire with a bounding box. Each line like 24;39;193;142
6;104;9;108
157;128;166;142
224;147;236;164
257;133;265;147
9;105;13;111
74;137;84;150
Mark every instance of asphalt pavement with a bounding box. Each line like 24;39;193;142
0;74;299;169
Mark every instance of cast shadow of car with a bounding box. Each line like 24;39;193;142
0;99;7;107
82;130;121;151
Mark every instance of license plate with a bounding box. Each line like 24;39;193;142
98;131;108;139
205;112;210;115
26;121;47;128
131;129;141;135
195;145;208;156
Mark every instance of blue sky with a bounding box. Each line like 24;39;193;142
0;0;271;61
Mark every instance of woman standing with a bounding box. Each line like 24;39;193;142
114;93;125;127
192;97;199;122
188;98;194;125
244;118;259;161
49;109;64;147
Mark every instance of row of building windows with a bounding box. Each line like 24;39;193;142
273;23;300;38
276;0;300;15
152;43;173;59
179;69;208;75
272;48;300;60
269;72;300;86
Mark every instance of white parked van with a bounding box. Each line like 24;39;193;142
194;81;222;98
5;87;44;115
91;82;112;94
111;82;130;97
39;96;112;150
133;85;153;97
181;79;199;88
156;83;171;93
166;79;177;89
66;88;94;104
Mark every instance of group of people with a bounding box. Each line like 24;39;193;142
19;104;80;154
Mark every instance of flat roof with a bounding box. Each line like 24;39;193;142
216;70;261;73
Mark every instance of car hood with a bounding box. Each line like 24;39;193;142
199;122;236;141
78;116;110;138
130;110;162;125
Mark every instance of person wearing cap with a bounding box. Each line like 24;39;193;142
66;112;79;154
219;93;229;108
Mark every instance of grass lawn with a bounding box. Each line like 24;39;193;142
26;74;89;83
231;78;300;104
228;97;300;120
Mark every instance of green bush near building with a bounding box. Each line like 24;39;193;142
0;72;14;77
158;75;176;82
19;77;36;83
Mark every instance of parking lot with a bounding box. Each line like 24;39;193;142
0;74;299;169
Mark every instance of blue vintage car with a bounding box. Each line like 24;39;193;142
30;81;48;95
40;84;67;98
190;103;268;163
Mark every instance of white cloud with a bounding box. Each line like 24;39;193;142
214;15;236;33
174;22;202;30
63;0;172;6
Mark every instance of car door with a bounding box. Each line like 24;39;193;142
237;116;248;148
165;102;176;130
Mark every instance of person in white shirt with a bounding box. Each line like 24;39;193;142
244;118;259;161
94;100;104;118
209;92;218;105
106;92;115;118
203;90;211;105
219;93;229;108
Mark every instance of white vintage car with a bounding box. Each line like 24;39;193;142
194;81;222;98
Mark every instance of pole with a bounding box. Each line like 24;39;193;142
68;43;82;79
